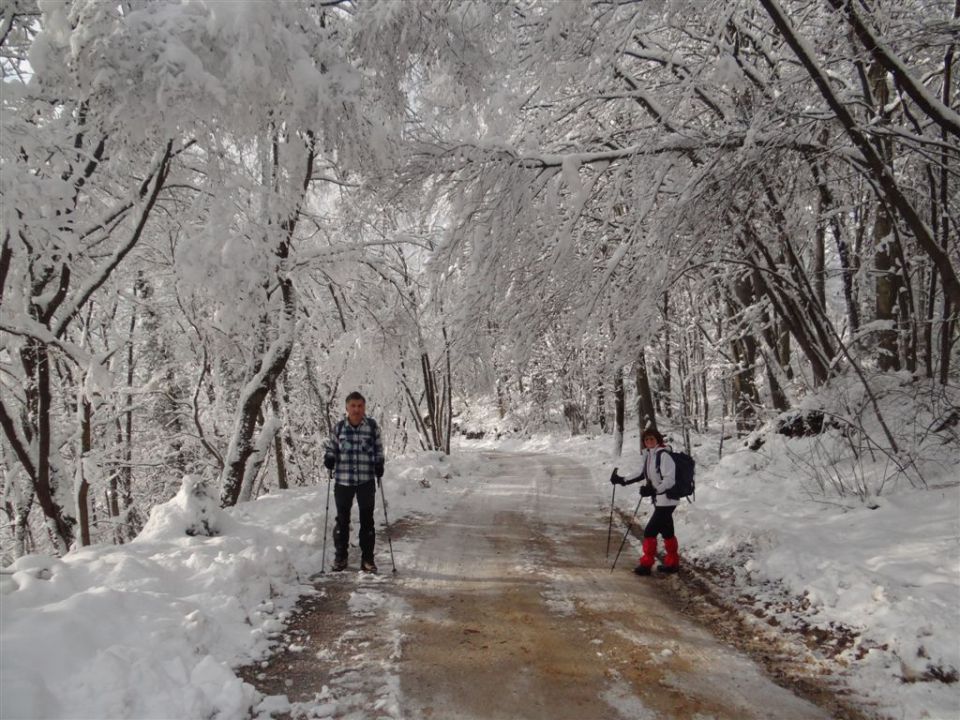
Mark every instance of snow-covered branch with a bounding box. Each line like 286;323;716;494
827;0;960;139
52;141;176;338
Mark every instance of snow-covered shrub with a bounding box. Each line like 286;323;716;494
747;373;959;502
137;476;234;541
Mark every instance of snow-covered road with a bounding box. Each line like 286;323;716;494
252;451;836;719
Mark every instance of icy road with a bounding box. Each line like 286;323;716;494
249;452;835;719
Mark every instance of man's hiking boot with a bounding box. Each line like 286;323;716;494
332;557;348;572
657;564;679;574
361;558;378;573
633;564;652;576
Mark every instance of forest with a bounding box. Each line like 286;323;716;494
1;0;957;560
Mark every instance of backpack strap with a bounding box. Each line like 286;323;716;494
336;417;379;445
654;448;666;482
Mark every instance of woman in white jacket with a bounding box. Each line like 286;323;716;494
611;428;681;575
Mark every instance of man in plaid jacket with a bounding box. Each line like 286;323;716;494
324;391;385;572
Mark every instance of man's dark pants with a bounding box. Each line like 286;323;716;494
333;480;376;561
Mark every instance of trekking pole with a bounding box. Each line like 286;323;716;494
320;468;333;574
610;496;643;572
606;468;618;557
378;477;397;574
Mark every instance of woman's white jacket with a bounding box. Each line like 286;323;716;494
626;448;679;507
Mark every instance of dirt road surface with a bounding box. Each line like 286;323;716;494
245;451;846;719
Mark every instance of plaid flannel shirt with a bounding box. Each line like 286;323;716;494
325;417;385;486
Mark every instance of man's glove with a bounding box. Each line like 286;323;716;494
610;471;627;486
374;461;384;479
639;484;654;497
323;455;336;471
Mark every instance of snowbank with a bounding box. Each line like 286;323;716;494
680;429;960;719
1;476;317;719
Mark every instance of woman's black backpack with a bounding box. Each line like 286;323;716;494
656;449;696;502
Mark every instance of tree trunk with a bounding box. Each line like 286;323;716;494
812;162;861;334
763;353;791;412
613;367;625;457
776;318;793;381
279;368;305;486
420;347;442;450
635;350;658;443
814;201;826;312
661;294;672;417
698;329;709;431
938;18;957;384
677;333;693;432
237;414;280;504
756;290;792;412
731;339;761;436
77;397;92;547
110;418;125;543
867;56;904;372
531;370;548;426
596;379;607;432
689;333;702;434
872;209;902;372
120;287;138;540
496;372;508;420
26;340;75;552
677;337;693;454
268;388;288;490
562;374;585;435
443;325;453;455
5;485;36;559
14;495;34;558
728;282;762;436
219;281;297;507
